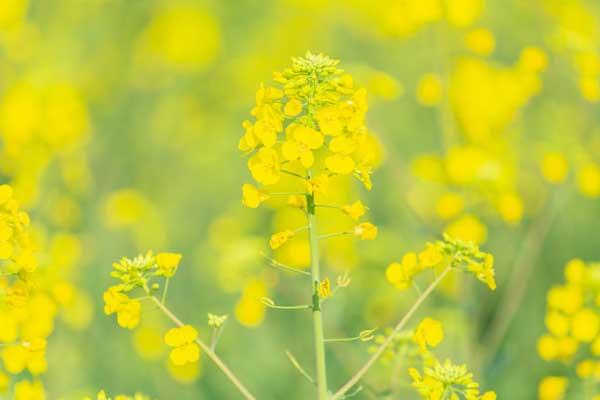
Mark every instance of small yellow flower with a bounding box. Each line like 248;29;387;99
269;230;295;250
418;243;444;267
541;152;569;184
117;299;141;330
465;28;495;55
281;125;324;168
416;73;443;106
284;98;303;116
342;201;367;220
248;147;280;185
287;195;307;209
538;376;568;400
325;153;355;175
156;252;182;277
353;222;377;240
412;318;444;351
577;162;600;198
242;183;269;208
165;325;201;366
305;174;329;195
571;308;600;342
317;278;331;299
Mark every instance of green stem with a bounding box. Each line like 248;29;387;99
307;191;329;400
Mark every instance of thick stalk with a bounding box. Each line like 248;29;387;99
307;192;329;399
150;297;256;400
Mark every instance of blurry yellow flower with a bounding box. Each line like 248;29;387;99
577;162;600;197
418;243;444;267
342;201;367;220
138;5;220;72
545;312;569;338
269;230;295;250
579;76;600;102
287;195;307;210
435;193;464;220
386;252;419;290
547;285;583;314
465;28;495;55
576;359;595;378
242;183;269;208
497;192;524;224
353;222;378;240
538;376;568;400
445;0;483;27
167;358;201;384
571;308;599;342
164;325;200;366
468;253;496;290
412;318;444;351
156;252;182;277
444;214;487;244
519;47;548;72
541;152;569;184
133;325;165;361
13;379;44;400
416;73;443;106
564;258;586;284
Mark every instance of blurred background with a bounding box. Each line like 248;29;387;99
0;0;599;398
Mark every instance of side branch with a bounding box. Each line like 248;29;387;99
331;266;451;400
150;297;256;400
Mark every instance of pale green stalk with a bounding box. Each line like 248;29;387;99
307;191;329;400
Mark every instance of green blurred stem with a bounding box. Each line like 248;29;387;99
478;189;567;366
331;266;451;400
306;191;329;400
150;297;256;400
161;277;170;304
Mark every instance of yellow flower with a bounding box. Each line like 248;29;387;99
164;325;200;366
13;379;44;400
325;154;355;175
519;46;548;72
412;318;444;351
287;195;306;209
497;192;524;224
284;98;303;116
305;174;329;195
564;259;586;284
386;252;420;289
538;376;568;400
465;28;495;55
468;253;496;290
577;162;600;198
445;214;487;245
248;147;280;185
416;73;443;106
541;152;569;184
545;312;569;337
571;308;600;342
269;230;295;249
353;222;377;240
317;278;331;299
117;299;141;330
281;125;324;168
418;243;443;268
435;193;464;220
242;183;269;208
156;252;182;277
342;201;367;221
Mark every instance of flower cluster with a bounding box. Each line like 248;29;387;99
537;258;600;398
0;184;37;292
386;234;496;291
103;251;182;330
409;358;496;400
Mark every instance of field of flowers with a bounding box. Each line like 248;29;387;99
0;0;599;399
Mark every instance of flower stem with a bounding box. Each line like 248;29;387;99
331;266;451;400
306;191;329;400
150;297;256;400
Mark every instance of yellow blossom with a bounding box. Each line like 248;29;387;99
341;201;367;220
164;325;201;366
156;252;182;277
541;153;569;184
269;230;295;250
416;73;443;106
538;376;568;400
353;222;378;240
242;184;269;208
412;318;444;351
